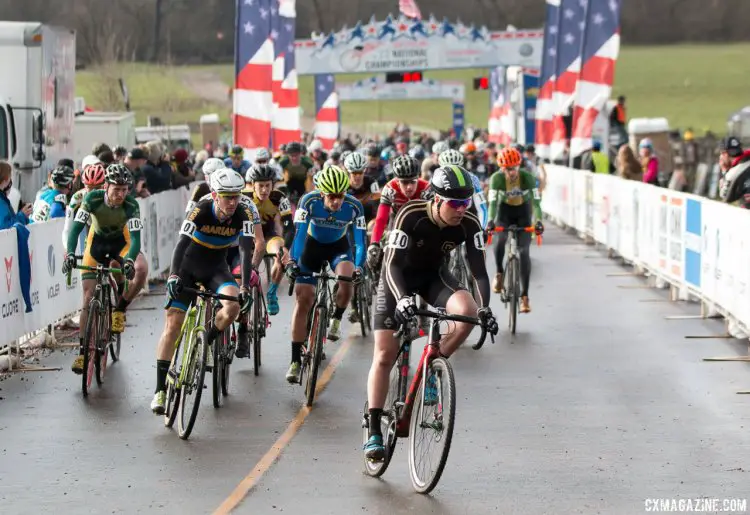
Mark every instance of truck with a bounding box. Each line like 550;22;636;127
0;22;76;202
74;110;136;163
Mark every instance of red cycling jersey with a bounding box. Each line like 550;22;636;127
371;178;431;244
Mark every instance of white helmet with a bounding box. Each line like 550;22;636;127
210;168;245;194
81;155;101;170
344;151;367;172
202;157;225;177
432;141;450;155
255;148;271;161
438;149;464;167
308;139;323;152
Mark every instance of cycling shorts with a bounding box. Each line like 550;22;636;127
296;235;353;286
81;231;129;280
373;266;464;331
497;202;532;228
165;265;236;312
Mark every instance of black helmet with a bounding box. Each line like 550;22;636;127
246;163;277;183
390;155;419;179
430;165;473;200
230;145;244;157
104;163;132;185
286;141;303;154
50;165;75;187
512;143;525;154
365;144;380;158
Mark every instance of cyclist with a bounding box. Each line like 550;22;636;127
278;141;315;204
364;145;388;187
420;141;448;179
62;164;149;374
150;169;261;414
438;149;488;229
186;157;225;213
31;165;75;223
243;163;294;317
486;147;544;313
363;165;498;461
284;166;366;383
345;152;380;222
62;161;106;250
224;145;252;176
367;155;431;270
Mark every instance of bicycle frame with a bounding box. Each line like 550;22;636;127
171;294;210;389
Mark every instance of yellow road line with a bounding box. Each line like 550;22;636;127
213;336;354;515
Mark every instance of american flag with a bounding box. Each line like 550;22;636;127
550;0;588;160
399;0;422;20
314;74;339;151
488;67;511;146
234;0;274;154
271;0;301;149
534;0;561;160
571;0;622;157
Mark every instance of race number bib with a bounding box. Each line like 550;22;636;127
74;208;91;225
294;209;308;223
180;220;197;237
473;231;485;251
387;229;409;250
127;218;143;232
278;197;291;213
242;220;255;237
355;216;367;230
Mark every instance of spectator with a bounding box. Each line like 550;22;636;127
616;144;643;181
609;95;628;144
170;148;195;189
113;146;128;163
92;143;112;157
142;141;172;194
719;137;750;208
124;148;150;198
588;140;613;174
639;138;659;185
193;149;209;179
0;160;31;229
97;150;115;166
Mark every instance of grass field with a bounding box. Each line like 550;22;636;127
76;43;750;140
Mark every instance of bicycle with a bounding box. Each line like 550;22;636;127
362;303;495;493
351;263;373;337
478;225;542;342
66;255;127;398
232;272;269;377
163;285;238;439
288;261;353;407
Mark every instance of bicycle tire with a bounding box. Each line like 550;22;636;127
95;298;109;386
81;300;99;397
178;331;208;440
508;258;519;335
253;287;262;376
212;328;228;408
164;330;186;428
109;287;121;362
408;357;456;494
305;306;326;407
358;285;368;337
221;324;234;396
362;361;401;477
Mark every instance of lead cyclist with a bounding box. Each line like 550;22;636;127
437;149;488;228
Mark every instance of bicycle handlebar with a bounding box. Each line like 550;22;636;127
287;270;355;296
182;286;239;303
394;308;495;344
486;225;542;246
65;255;126;287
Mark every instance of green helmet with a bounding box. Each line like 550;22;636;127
317;165;350;194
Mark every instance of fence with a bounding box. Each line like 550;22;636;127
543;165;750;338
0;184;195;360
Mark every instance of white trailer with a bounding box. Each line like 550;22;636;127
74;111;136;163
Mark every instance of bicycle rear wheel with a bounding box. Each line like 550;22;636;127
252;287;262;376
221;324;235;396
362;360;401;477
507;259;519;335
81;301;100;397
357;285;368;337
408;357;456;494
178;330;208;439
212;328;228;408
305;306;326;407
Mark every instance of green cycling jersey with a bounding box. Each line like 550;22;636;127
487;169;542;221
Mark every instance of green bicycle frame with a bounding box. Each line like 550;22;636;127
169;296;210;389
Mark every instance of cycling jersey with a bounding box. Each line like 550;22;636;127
243;187;294;247
31;188;67;223
467;171;489;229
370;178;431;244
224;158;251;176
278;155;315;199
348;176;381;222
374;199;490;330
290;191;366;269
487;169;543;222
62;188;93;251
185;182;211;213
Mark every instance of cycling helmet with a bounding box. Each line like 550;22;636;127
430;165;474;200
246;163;277;183
229;145;244;157
286;141;303;154
344;151;367;173
365;145;380;158
202;157;225;177
432;141;449;155
512;143;525;154
460;142;477;154
104;163;132;186
408;145;426;161
330;150;341;161
81;163;106;186
312;170;323;189
498;147;523;168
211;168;245;194
639;138;654;150
51;165;75;187
81;155;101;170
380;146;394;161
340;150;352;163
438;149;465;167
390;155;420;179
255;148;271;162
308;140;323;152
317;165;350;194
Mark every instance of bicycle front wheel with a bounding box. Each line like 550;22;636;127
164;330;186;428
305;306;327;407
252;287;262;376
178;331;209;439
357;285;369;337
507;258;519;335
408;357;456;494
81;301;100;397
212;328;228;408
95;295;111;386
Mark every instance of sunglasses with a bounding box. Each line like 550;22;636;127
217;192;241;199
445;198;472;209
398;179;418;186
349;171;364;176
256;159;268;164
325;193;345;200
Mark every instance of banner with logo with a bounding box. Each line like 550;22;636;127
0;228;25;342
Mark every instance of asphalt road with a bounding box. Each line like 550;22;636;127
2;225;750;515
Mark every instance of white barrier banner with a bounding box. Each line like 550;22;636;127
0;228;25;342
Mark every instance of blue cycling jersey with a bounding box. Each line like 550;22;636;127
30;188;67;223
468;171;488;229
224;158;251;176
290;191;367;268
